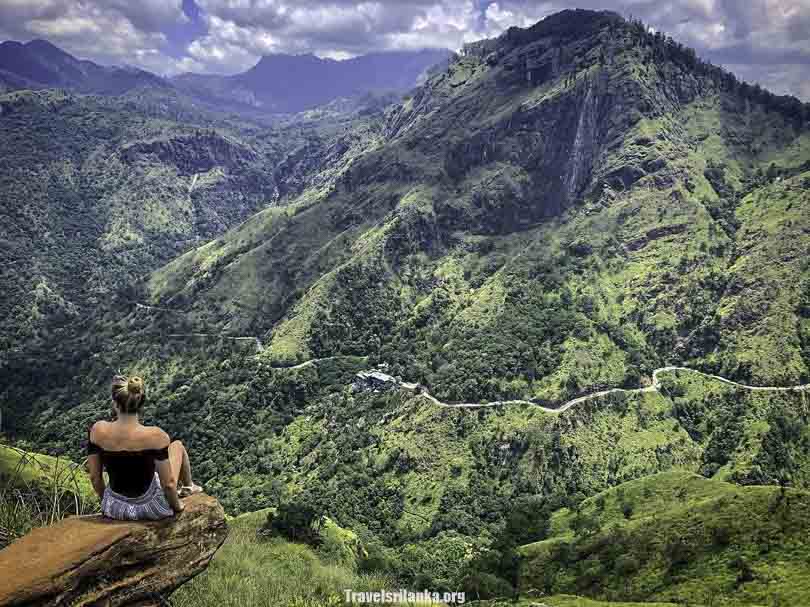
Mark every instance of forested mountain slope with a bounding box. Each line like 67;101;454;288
0;89;384;364
519;470;810;604
147;9;810;400
5;8;809;455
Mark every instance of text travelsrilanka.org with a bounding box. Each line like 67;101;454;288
344;589;466;604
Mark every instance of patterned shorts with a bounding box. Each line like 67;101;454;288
102;472;174;521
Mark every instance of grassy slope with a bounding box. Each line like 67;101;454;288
520;471;810;606
0;443;98;547
172;509;392;607
175;510;680;607
0;443;95;498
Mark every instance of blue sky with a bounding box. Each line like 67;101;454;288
1;0;808;100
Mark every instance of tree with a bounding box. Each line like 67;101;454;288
260;499;323;547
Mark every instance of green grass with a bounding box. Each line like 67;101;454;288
0;443;98;548
471;597;683;607
0;443;95;497
171;510;395;607
520;471;810;606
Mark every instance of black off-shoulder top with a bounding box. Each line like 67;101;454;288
87;429;170;498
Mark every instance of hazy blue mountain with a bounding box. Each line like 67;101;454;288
0;39;168;95
0;40;451;115
172;48;454;113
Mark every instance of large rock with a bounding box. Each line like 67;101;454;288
0;493;227;606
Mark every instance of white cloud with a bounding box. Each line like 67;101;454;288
106;0;186;33
0;0;186;75
0;0;807;99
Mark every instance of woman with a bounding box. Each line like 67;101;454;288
87;375;202;520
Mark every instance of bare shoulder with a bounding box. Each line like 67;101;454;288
89;420;111;441
142;425;171;449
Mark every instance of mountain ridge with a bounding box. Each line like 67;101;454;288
0;39;453;115
0;39;168;95
172;48;454;113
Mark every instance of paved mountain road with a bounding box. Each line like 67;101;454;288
281;358;810;413
420;366;810;412
131;304;810;413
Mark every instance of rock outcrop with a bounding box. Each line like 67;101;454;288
0;494;227;607
120;131;257;176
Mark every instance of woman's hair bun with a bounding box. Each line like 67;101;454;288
127;376;144;394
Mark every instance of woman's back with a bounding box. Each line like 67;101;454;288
89;421;170;498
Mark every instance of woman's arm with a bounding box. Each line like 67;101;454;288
87;424;105;500
156;457;184;513
87;453;105;501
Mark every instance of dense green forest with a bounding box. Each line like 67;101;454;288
2;8;810;606
0;87;384;367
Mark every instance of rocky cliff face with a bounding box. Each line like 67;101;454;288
382;9;722;228
120;131;258;176
0;494;227;606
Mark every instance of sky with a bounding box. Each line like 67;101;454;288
0;0;808;100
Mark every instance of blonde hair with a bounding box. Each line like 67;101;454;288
112;375;145;414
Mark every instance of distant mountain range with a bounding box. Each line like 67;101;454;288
172;49;453;113
0;39;452;113
0;39;167;95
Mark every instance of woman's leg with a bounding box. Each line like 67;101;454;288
169;440;194;487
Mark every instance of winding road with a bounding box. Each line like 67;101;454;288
166;332;264;351
412;366;810;413
135;303;175;313
283;358;809;413
268;355;363;371
131;303;810;414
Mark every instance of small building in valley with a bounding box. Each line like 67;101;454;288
353;370;399;392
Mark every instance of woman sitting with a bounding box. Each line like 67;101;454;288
87;375;202;520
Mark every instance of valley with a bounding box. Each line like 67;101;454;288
1;7;810;606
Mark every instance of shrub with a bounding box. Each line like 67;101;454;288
458;571;514;601
615;554;640;576
731;556;755;586
621;501;634;519
260;500;323;547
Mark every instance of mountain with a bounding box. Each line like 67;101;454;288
0;39;167;95
0;39;452;115
3;8;810;606
0;87;383;366
172;49;453;113
144;8;809;396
